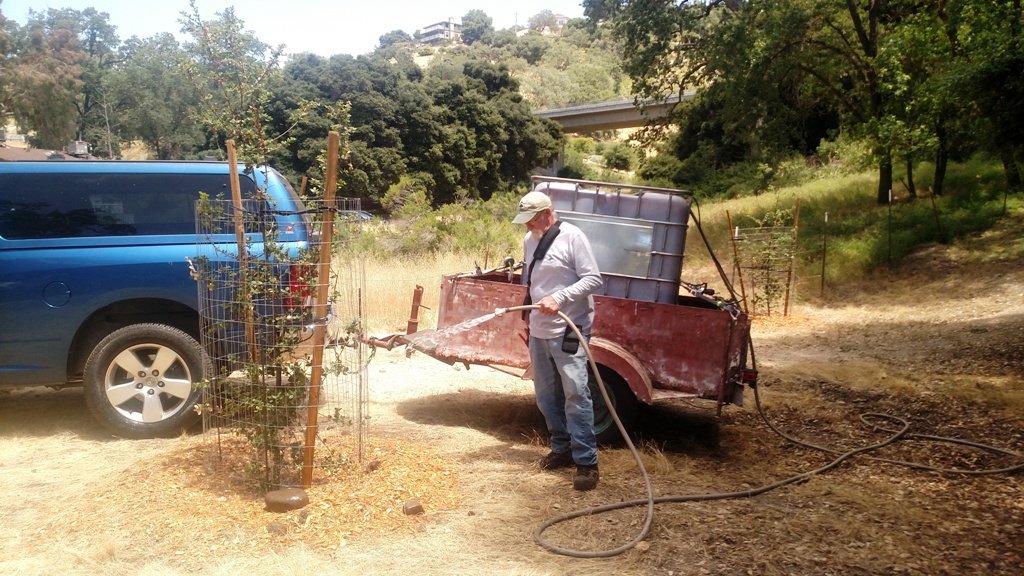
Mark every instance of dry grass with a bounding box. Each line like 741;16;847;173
2;210;1022;575
602;441;680;477
118;140;155;160
360;251;486;334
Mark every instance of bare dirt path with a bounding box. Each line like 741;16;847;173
1;211;1021;575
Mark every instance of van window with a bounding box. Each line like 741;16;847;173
0;173;259;239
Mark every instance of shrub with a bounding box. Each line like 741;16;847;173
815;134;875;174
558;147;598;179
568;137;596;154
603;141;635;171
637;151;683;187
363;188;524;258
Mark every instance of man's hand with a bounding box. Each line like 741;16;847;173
537;295;560;316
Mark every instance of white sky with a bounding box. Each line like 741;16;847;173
1;0;586;58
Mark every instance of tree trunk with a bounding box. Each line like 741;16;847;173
934;124;948;196
877;150;893;205
1000;147;1021;190
905;155;917;198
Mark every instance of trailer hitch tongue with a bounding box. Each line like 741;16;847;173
399;311;504;360
401;329;441;356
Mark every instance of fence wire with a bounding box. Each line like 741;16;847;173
731;225;799;316
192;197;369;491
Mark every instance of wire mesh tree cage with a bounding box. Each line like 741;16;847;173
728;206;801;316
191;195;369;491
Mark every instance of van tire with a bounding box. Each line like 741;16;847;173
83;323;209;438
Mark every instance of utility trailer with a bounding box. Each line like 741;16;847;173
378;176;757;442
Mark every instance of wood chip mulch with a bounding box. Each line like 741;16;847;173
39;433;461;565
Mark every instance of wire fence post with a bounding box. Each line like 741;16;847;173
726;210;749;315
931;192;944;241
820;212;828;298
197;137;369;494
887;189;893;268
730;209;797;316
784;199;801;316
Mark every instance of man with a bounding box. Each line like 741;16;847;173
513;190;604;490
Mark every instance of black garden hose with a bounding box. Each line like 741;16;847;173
493;308;1024;558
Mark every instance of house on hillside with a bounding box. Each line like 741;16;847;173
419;18;461;46
0;144;88;161
0;124;93;161
526;14;573;38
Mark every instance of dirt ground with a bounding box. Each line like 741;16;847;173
1;211;1022;576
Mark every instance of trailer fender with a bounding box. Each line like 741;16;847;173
588;338;653;405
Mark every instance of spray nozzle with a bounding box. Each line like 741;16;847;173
494;307;507;317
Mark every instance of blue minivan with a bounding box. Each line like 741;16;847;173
0;161;313;438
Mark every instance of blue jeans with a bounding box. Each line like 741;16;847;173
529;333;597;466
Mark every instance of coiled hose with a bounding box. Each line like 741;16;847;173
495;305;1024;559
495;304;655;557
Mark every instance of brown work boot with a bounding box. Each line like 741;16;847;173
573;464;599;491
538;450;574;470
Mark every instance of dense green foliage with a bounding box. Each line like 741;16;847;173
1;6;84;147
364;153;1021;296
460;10;493;46
589;0;1024;203
367;179;524;258
262;50;564;205
686;155;1020;291
2;1;1020;233
0;4;626;208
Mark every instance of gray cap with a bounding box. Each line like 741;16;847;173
512;191;552;224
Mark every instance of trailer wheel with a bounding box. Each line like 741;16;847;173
590;366;637;444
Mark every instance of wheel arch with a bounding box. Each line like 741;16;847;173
587;337;653;405
68;298;201;382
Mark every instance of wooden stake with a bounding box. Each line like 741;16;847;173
226;140;257;364
302;131;339;488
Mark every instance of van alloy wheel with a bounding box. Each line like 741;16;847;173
83;323;209;438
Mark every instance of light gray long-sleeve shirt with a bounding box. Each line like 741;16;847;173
522;220;603;339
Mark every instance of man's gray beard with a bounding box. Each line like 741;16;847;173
530;229;543;241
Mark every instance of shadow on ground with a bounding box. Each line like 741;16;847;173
634;402;723;453
395;388;545;443
0;387;110;439
395;389;725;455
0;387;205;441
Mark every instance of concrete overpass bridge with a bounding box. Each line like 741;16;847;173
532;93;692;173
533;93;691;133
